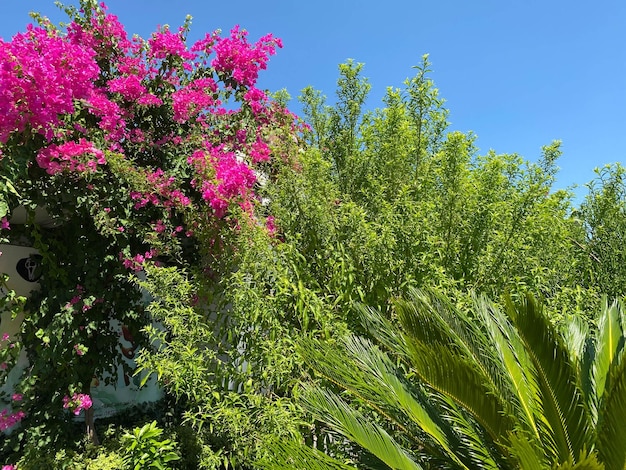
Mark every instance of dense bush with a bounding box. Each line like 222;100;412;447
0;0;297;464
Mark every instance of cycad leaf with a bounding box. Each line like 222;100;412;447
302;385;423;470
438;396;503;470
552;450;605;470
507;431;547;470
299;336;463;467
473;294;543;445
356;303;411;363
404;340;514;444
561;314;593;422
591;298;622;417
397;289;511;413
561;314;590;368
507;294;592;464
596;354;626;470
340;337;451;448
258;438;358;470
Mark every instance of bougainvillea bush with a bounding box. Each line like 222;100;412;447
0;0;301;463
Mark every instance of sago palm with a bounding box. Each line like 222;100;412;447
262;289;626;469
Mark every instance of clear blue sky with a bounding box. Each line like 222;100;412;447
2;1;625;200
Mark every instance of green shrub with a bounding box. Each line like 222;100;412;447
121;421;180;470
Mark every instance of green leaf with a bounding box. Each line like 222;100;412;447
590;298;622;420
0;200;8;219
258;439;358;470
404;340;514;444
507;294;593;464
301;385;423;470
507;431;546;470
299;335;456;464
596;354;626;469
473;294;543;444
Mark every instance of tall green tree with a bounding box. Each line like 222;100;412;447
576;163;626;300
284;58;583;320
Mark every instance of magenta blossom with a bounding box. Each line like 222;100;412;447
0;25;98;143
36;139;106;175
62;393;93;416
0;408;25;431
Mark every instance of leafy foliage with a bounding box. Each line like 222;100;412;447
121;421;180;470
266;291;626;469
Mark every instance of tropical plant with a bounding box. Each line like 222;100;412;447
121;421;180;470
265;289;626;469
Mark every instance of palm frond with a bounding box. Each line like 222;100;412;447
507;431;548;470
301;384;424;470
396;289;513;413
356;303;411;363
596;353;626;469
257;438;359;470
299;335;465;467
506;294;593;464
589;298;622;422
472;294;543;445
340;337;452;446
404;339;515;445
552;450;605;470
560;314;591;367
561;313;593;423
437;396;504;470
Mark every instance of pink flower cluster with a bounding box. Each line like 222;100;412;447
0;408;25;431
211;26;282;87
0;25;99;143
36;138;106;175
244;87;268;115
189;146;257;218
0;0;298;280
129;168;191;210
121;250;156;271
68;3;133;58
87;91;127;143
62;393;93;416
148;27;195;62
249;137;271;163
172;77;219;122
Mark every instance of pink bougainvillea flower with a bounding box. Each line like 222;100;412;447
266;215;276;236
172;77;218;122
36;139;106;175
211;25;282;88
148;27;196;61
62;393;93;415
0;408;25;431
0;25;99;143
